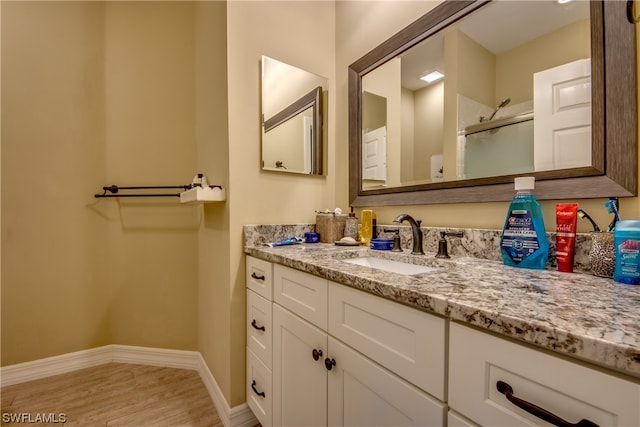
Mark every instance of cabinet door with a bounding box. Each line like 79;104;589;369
327;337;445;427
449;322;640;426
273;304;327;427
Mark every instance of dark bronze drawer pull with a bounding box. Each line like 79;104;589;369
628;0;639;24
496;381;599;427
251;380;266;398
251;272;265;281
312;349;323;361
251;319;265;331
324;358;336;371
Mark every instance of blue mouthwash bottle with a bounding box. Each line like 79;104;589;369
500;177;549;269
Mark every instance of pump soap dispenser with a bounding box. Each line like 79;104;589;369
344;207;358;240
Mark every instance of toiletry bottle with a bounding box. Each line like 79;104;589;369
613;220;640;285
191;174;202;188
360;210;376;246
500;177;549;269
344;207;358;240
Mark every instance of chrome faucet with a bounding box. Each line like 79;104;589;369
393;214;424;255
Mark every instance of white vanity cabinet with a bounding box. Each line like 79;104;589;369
249;255;640;427
449;322;640;427
248;257;447;426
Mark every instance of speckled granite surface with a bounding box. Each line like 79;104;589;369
244;224;640;379
244;223;593;272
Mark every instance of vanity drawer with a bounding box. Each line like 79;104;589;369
246;256;273;300
449;322;640;426
247;348;272;427
273;264;328;330
247;289;272;368
328;282;446;400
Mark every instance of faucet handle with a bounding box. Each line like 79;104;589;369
435;231;464;259
383;228;402;252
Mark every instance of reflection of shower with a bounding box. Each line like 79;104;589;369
480;97;511;122
275;161;287;169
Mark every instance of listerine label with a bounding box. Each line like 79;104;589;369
501;209;539;264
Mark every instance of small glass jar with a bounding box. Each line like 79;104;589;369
344;215;358;240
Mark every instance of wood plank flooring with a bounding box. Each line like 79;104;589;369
1;363;222;426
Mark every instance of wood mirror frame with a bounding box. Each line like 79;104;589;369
348;0;637;206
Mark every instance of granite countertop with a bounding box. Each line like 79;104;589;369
244;242;640;379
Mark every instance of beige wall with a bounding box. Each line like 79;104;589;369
453;29;496;109
401;87;415;182
1;2;210;364
2;1;112;364
194;0;231;409
413;82;444;182
103;1;200;350
226;0;335;406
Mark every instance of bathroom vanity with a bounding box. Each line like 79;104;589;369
244;231;640;426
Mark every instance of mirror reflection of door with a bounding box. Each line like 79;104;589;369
533;58;591;171
362;91;388;188
363;126;387;182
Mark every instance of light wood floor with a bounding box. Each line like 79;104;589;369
1;363;222;426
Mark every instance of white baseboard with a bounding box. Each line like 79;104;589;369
196;354;257;427
0;345;113;387
110;344;201;370
0;345;258;427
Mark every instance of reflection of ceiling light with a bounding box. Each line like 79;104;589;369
420;71;444;84
557;0;572;4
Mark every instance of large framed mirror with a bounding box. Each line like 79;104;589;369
261;56;327;175
349;0;637;206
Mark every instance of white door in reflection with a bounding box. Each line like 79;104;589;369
534;58;591;171
363;126;387;181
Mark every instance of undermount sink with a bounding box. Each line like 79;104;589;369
342;256;438;275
